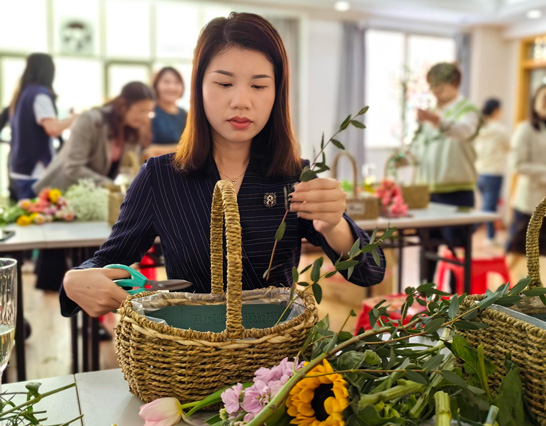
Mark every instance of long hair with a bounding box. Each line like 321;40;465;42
9;53;55;115
102;81;155;144
530;84;546;131
173;12;301;178
153;67;185;101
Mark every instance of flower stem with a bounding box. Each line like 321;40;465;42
358;379;426;408
434;390;451;426
0;383;76;418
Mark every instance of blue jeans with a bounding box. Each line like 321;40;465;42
477;174;503;239
12;178;37;200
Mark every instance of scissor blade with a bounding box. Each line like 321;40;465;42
146;279;193;291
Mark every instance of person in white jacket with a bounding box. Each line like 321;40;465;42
475;98;510;245
506;84;546;259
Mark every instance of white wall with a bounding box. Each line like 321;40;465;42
302;19;342;161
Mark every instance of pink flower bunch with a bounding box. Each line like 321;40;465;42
374;179;409;217
221;357;303;423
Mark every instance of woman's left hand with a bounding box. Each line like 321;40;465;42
290;178;347;234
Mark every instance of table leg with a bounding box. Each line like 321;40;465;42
82;312;89;372
71;315;79;374
464;225;473;294
13;251;25;381
397;230;404;294
91;318;99;371
419;228;430;285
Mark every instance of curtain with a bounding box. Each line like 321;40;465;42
336;22;366;183
455;32;472;98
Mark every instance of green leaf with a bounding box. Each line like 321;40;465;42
424;318;445;334
440;370;468;388
495;295;522;307
417;282;436;293
311;257;324;282
522;288;546;296
508;277;531;295
370;228;378;245
312;283;322;304
347;266;355;279
300;168;317;182
299;264;312;275
275;220;286;241
325;270;337;278
454;320;488;330
320;132;325;150
351;120;366;129
371;249;381;266
298;281;310;287
349;238;361;258
381;227;397;241
292;267;299;283
340;114;352;130
423;354;444;372
358;106;369;115
448;294;459;320
331;139;345;150
406;370;429;385
493;364;525;426
462;309;479;320
289;282;295;301
350;309;357;317
335;259;359;271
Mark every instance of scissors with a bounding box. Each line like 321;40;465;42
104;264;193;295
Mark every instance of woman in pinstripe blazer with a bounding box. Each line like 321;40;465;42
61;12;386;318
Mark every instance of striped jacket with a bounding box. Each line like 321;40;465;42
60;154;386;316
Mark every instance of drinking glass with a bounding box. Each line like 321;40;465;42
0;258;17;390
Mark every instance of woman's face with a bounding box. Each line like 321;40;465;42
202;47;276;146
124;100;155;129
156;71;184;104
535;88;546;119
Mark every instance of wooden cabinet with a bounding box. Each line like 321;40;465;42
516;35;546;122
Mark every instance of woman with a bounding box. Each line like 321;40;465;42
475;98;510;245
506;84;546;259
61;12;386;318
144;67;188;158
34;81;154;192
9;53;75;199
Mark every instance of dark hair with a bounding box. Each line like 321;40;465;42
153;67;185;100
531;84;546;131
482;98;501;117
103;81;155;144
426;62;461;88
173;12;301;178
10;53;55;115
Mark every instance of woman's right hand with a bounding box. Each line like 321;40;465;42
63;268;132;317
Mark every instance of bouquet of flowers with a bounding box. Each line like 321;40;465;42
139;279;539;426
374;179;409;217
2;188;75;226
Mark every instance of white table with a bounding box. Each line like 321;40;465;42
356;203;500;294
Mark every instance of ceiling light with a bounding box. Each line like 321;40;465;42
334;1;351;12
527;9;543;19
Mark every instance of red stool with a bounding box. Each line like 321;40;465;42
436;249;511;295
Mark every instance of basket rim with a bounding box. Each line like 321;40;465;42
117;287;318;342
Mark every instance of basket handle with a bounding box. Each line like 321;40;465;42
384;150;419;184
331;152;358;198
210;180;244;338
526;196;546;289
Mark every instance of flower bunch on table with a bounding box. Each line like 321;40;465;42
7;188;75;226
138;278;545;426
374;179;409;217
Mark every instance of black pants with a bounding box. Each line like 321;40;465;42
420;190;475;292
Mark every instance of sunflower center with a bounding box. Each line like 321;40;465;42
311;383;335;421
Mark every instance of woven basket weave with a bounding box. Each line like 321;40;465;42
114;180;318;403
332;152;379;220
458;196;546;425
384;150;429;209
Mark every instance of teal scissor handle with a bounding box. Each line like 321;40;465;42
105;264;147;295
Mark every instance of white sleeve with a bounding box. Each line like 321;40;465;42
33;94;56;125
438;110;480;142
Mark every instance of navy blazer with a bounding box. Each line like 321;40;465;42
60;154;386;316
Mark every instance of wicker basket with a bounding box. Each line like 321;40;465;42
107;187;124;226
458;196;546;425
114;180;319;403
384;150;429;209
332;152;379;220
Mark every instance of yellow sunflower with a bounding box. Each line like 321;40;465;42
286;359;349;426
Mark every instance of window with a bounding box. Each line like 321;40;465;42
365;30;456;148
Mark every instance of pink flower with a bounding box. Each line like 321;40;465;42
242;379;270;420
139;397;182;426
63;211;75;221
221;383;243;417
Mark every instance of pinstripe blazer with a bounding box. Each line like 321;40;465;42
60;154;386;316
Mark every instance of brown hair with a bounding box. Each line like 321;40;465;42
173;12;301;178
103;81;155;145
153;67;185;100
530;84;546;131
426;62;461;88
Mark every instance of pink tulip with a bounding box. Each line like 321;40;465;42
139;397;182;426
